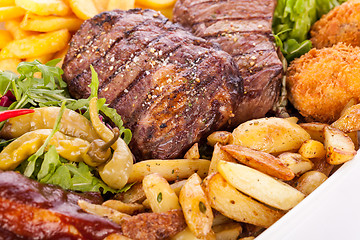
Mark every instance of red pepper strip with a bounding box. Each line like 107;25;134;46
0;109;35;122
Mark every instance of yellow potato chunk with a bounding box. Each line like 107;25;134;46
0;58;21;72
136;0;176;9
0;0;15;7
107;0;134;11
5;19;36;40
0;30;13;49
69;0;99;20
93;0;109;12
15;0;70;16
0;6;26;21
0;29;70;59
20;13;83;32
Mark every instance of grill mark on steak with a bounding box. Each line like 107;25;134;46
63;9;243;160
173;0;283;121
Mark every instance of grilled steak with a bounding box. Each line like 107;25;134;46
63;9;244;160
173;0;283;121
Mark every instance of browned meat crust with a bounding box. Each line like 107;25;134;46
0;171;122;240
311;0;360;49
287;43;360;123
121;210;186;240
63;9;244;160
173;0;283;122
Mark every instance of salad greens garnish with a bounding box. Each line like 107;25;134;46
1;60;133;193
273;0;347;61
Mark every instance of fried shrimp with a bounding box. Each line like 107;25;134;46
310;0;360;49
287;43;360;123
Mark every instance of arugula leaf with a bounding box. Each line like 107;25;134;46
37;145;61;181
23;101;66;177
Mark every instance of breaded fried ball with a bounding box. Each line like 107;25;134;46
287;43;360;123
311;0;360;49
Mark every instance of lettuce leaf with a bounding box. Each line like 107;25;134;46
273;0;347;61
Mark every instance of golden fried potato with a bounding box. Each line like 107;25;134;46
287;43;360;123
5;19;36;40
208;143;237;174
298;140;326;160
107;0;135;10
184;143;200;160
231;117;310;155
0;30;12;49
136;0;176;8
69;0;99;20
0;58;20;72
278;152;314;177
0;6;26;21
0;29;70;59
15;0;70;16
296;171;328;195
20;13;83;32
311;0;360;49
332;103;360;132
0;0;15;7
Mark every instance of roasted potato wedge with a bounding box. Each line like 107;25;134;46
102;200;144;215
202;173;283;228
299;122;329;142
78;200;130;225
278;152;314;176
296;171;328;195
331;103;360;132
142;173;181;213
184;143;200;160
208;143;237;174
128;159;210;182
179;173;213;239
298;140;326;159
217;161;305;210
172;227;202;240
114;182;145;204
324;126;356;165
15;0;70;16
207;131;233;147
213;222;243;240
0;29;70;59
231;117;311;155
221;145;295;181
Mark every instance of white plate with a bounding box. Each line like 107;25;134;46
256;151;360;240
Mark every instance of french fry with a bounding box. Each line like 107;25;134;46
136;0;176;8
207;131;233;147
230;117;311;155
299;122;329;142
0;30;12;49
298;139;326;159
53;45;69;67
296;171;328;195
202;173;283;228
69;0;99;20
20;13;83;32
179;173;213;239
0;29;70;59
217;161;305;210
331;103;360;133
26;53;54;64
184;143;200;160
208;143;237;175
15;0;70;16
0;6;25;22
278;152;314;176
212;222;243;240
78;200;130;225
0;0;15;7
221;145;295;181
93;0;109;12
323;126;356;165
127;159;210;183
107;0;135;11
0;58;20;72
142;173;181;213
5;19;36;40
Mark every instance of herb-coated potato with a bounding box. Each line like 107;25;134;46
231;117;311;155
